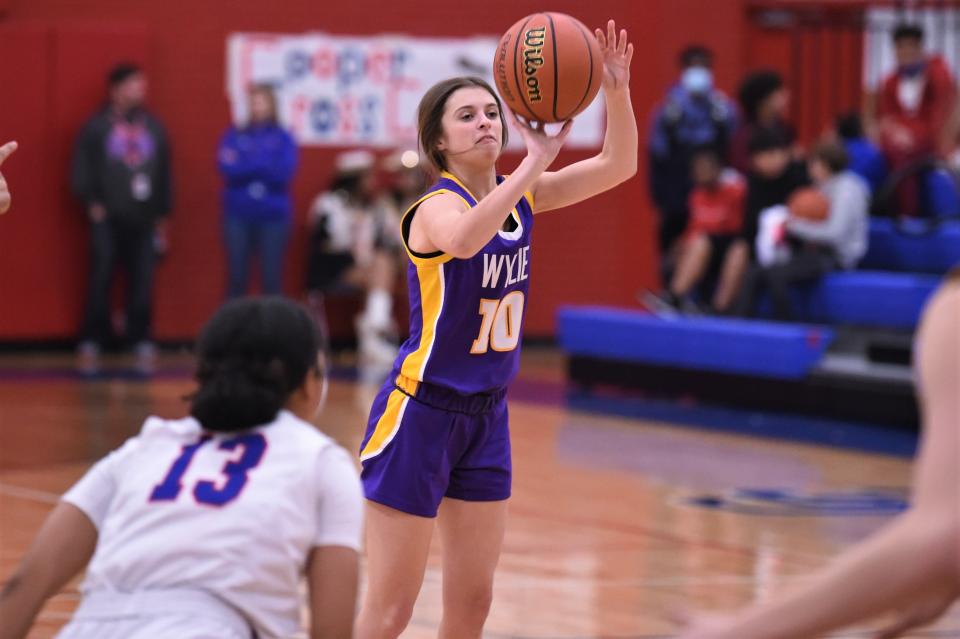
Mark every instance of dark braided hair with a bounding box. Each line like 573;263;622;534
189;297;322;432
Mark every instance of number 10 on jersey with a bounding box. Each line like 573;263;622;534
470;291;525;354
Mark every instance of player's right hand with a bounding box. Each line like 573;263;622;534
0;141;18;215
511;113;572;172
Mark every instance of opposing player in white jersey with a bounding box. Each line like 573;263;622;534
0;297;363;639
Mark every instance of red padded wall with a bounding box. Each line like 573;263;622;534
1;0;840;341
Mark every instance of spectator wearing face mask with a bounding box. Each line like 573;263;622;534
648;45;738;265
877;23;956;216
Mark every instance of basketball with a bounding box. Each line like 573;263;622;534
493;12;604;123
788;187;830;221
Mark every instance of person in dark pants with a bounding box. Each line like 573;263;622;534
71;63;172;374
217;84;298;298
648;45;738;271
739;141;869;321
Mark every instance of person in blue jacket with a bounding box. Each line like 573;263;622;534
217;84;299;297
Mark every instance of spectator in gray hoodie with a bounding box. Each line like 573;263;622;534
739;141;869;320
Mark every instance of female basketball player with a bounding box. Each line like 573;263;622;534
679;269;960;638
355;20;636;639
0;298;363;639
0;141;17;214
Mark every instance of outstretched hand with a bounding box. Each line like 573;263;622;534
512;113;573;172
0;141;17;215
595;20;633;92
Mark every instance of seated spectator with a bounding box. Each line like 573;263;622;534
876;23;955;217
741;126;809;254
738;141;870;321
305;150;402;365
729;70;796;174
643;145;748;315
835;112;887;195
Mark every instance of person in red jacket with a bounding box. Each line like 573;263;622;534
877;23;956;216
643;145;748;315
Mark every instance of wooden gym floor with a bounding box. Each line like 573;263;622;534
1;350;957;638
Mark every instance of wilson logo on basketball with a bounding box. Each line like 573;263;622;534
522;27;546;103
493;12;603;123
495;37;515;104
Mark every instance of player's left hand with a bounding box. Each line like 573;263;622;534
595;20;633;93
0;141;18;215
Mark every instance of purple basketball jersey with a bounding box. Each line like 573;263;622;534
395;171;534;394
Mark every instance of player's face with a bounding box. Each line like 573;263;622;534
438;87;503;164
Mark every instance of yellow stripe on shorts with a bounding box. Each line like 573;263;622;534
359;389;410;462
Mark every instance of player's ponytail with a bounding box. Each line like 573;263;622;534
189;297;322;432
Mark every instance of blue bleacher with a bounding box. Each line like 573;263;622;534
797;271;940;330
559;217;949;395
860;218;960;274
558;307;834;380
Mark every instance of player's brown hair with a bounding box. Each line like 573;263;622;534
417;76;509;174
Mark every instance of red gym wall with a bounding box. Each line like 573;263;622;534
0;0;860;341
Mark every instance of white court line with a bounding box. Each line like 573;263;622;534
419;566;778;589
0;483;61;504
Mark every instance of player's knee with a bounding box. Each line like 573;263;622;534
371;599;417;637
448;585;494;622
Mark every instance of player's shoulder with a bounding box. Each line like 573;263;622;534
139;414;203;439
415;188;468;215
270;410;341;451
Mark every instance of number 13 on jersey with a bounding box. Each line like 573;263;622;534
470;291;525;354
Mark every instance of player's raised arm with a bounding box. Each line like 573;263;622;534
0;502;98;639
408;80;571;259
530;20;638;213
